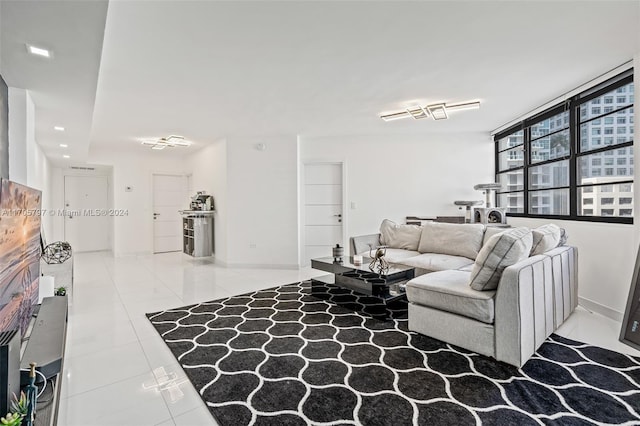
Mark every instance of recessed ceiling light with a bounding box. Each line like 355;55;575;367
63;155;70;159
26;44;51;58
54;126;65;131
59;144;68;148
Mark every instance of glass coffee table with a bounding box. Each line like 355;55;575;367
310;256;415;307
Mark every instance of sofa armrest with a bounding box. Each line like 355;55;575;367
494;254;554;367
349;233;381;256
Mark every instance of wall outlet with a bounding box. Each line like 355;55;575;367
249;243;257;249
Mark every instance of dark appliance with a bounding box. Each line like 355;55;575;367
0;329;20;416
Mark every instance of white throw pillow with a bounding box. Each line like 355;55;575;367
379;219;422;251
418;222;485;260
469;227;533;291
530;224;562;256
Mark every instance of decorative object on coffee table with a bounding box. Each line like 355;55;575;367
310;256;414;319
368;245;389;274
332;244;344;263
42;242;72;264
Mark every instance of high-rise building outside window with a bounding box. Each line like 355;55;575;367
495;70;634;223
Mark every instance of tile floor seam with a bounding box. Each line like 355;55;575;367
105;253;193;423
61;371;154;401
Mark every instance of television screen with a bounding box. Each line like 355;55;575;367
0;179;42;337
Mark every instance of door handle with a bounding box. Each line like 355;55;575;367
333;214;342;217
153;213;160;220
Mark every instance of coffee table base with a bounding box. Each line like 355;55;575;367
310;275;408;320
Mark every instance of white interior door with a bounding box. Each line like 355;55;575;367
64;175;109;252
304;163;343;264
153;174;188;253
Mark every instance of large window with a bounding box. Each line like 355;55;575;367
495;70;634;223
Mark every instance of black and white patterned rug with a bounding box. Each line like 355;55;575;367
147;280;640;425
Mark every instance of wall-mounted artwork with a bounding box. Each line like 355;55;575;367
0;179;42;337
0;74;7;179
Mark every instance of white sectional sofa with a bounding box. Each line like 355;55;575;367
349;220;578;367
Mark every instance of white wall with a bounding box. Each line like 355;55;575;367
300;132;494;246
8;87;27;184
49;166;113;246
223;136;299;268
185;139;228;263
7;88;53;237
88;148;187;256
509;218;634;320
505;59;640;322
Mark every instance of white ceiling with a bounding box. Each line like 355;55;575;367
2;1;640;163
0;0;108;166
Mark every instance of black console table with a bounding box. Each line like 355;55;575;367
21;296;68;426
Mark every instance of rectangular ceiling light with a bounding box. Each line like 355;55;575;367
427;104;448;120
446;101;481;112
54;126;65;131
59;144;68;148
151;145;166;150
407;106;429;120
27;44;51;58
166;135;191;146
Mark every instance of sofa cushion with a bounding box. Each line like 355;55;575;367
401;253;474;273
418;222;485;260
379;219;422;251
357;248;420;264
470;227;533;291
458;263;474;272
482;226;507;246
406;270;496;324
531;224;562;256
559;228;568;246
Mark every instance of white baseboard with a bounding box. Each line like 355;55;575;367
578;296;623;322
115;250;152;258
222;262;300;270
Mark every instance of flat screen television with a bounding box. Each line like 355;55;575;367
0;179;42;337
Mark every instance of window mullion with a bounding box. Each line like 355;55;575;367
569;100;578;217
524;127;530;215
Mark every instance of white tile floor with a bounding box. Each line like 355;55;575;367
57;251;640;426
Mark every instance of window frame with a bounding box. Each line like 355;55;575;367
495;70;634;224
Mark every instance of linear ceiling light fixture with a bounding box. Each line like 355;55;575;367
380;100;480;122
140;135;192;150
